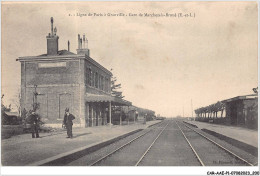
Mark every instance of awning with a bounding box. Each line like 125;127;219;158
85;93;132;106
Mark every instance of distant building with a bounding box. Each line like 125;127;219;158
123;106;155;121
2;111;20;125
17;17;131;127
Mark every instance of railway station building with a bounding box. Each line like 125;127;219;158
17;17;131;127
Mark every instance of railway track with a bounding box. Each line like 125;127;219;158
68;119;256;166
90;121;169;166
135;123;168;166
176;121;254;166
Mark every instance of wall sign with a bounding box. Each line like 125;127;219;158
38;62;66;68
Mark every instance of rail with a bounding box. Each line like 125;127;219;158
89;122;166;166
177;121;254;166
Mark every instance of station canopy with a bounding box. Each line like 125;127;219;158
222;94;258;103
85;93;132;106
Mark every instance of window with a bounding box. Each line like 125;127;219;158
104;77;107;92
92;71;95;87
99;76;102;90
105;77;109;92
89;68;92;86
85;68;88;85
86;67;92;86
101;76;104;90
95;72;98;88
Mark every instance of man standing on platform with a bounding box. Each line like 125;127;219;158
63;108;75;139
143;113;147;125
29;111;40;138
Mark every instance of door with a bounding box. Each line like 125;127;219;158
37;94;47;120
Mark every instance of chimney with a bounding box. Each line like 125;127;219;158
83;34;85;48
78;34;80;49
51;17;54;35
68;40;70;52
46;17;59;55
77;33;90;56
80;38;82;49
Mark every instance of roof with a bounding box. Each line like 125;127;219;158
85;93;132;106
222;94;258;103
17;50;112;76
38;50;76;56
85;55;112;76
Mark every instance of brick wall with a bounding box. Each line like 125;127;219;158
20;56;112;127
25;60;80;85
24;85;81;124
21;59;82;125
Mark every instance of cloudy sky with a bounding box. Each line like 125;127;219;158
2;2;258;117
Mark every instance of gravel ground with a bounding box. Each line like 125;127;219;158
94;121;168;166
67;121;165;166
182;122;258;166
177;122;249;166
67;119;256;166
138;121;200;166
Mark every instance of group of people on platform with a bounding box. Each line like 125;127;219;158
27;108;75;139
27;109;147;139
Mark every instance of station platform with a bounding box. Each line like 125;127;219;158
184;120;258;148
1;120;161;166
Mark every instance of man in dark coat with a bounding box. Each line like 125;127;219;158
29;111;40;138
63;108;75;138
143;113;147;125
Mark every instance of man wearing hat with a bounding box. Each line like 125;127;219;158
29;111;40;138
63;108;75;138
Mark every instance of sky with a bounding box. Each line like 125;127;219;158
1;2;258;117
